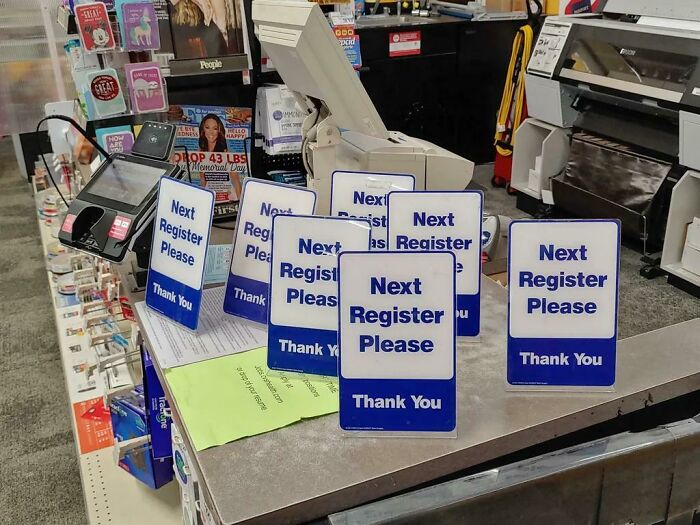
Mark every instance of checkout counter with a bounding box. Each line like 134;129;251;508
55;1;700;521
116;240;700;524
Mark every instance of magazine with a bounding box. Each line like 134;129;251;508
169;105;252;204
167;0;245;59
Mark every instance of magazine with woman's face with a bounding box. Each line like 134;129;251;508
167;0;245;59
169;104;253;205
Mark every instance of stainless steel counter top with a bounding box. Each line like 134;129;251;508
124;269;700;525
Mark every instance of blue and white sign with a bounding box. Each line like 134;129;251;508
223;179;316;324
508;220;621;388
268;215;372;376
338;251;456;433
146;177;215;331
388;191;482;337
330;170;415;250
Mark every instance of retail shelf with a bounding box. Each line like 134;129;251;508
80;448;181;525
33;188;181;525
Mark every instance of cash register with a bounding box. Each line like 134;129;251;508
59;122;183;264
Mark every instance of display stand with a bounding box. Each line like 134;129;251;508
33;189;181;525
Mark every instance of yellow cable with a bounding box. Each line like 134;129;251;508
495;25;534;157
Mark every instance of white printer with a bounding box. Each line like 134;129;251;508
524;0;700;250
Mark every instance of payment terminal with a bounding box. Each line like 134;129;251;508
59;122;183;262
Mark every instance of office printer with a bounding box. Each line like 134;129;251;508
524;0;700;250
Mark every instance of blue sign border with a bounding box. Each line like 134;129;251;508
145;176;215;331
506;219;621;387
386;189;483;337
267;214;372;376
338;250;457;432
223;178;317;324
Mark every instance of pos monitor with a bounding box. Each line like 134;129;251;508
253;0;474;212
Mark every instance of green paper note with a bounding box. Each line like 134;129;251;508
164;348;339;451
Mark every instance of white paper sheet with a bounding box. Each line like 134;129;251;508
135;287;266;369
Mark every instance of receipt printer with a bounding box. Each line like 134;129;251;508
59;123;182;262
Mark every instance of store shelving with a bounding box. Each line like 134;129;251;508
33;188;181;525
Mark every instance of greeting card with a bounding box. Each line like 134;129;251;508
75;2;115;53
96;125;135;157
86;68;127;118
121;2;160;51
124;62;166;113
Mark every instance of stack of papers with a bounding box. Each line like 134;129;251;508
135;287;266;368
165;348;339;450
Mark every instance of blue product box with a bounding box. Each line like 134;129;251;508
118;442;173;489
142;348;173;459
110;389;147;441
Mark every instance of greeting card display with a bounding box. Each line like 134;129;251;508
86;69;127;118
121;2;160;51
124;62;166;113
75;2;116;53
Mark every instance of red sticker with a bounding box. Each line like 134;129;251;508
91;74;120;101
108;215;131;240
62;213;77;233
389;31;421;57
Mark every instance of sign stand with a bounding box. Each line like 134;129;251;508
338;251;457;436
330;170;415;250
267;215;372;377
223;179;316;324
145;177;215;331
507;219;620;392
387;190;483;339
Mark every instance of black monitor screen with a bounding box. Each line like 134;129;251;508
86;158;166;207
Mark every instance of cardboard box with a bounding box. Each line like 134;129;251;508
143;349;172;459
118;441;173;489
258;85;306;155
109;389;147;442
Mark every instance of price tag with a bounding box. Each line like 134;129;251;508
339;251;456;433
224;179;316;323
508;220;620;388
268;215;371;376
331;170;414;250
388;191;482;336
146;178;214;331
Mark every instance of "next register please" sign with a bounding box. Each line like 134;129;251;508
146;177;214;331
508;220;621;388
338;251;456;433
